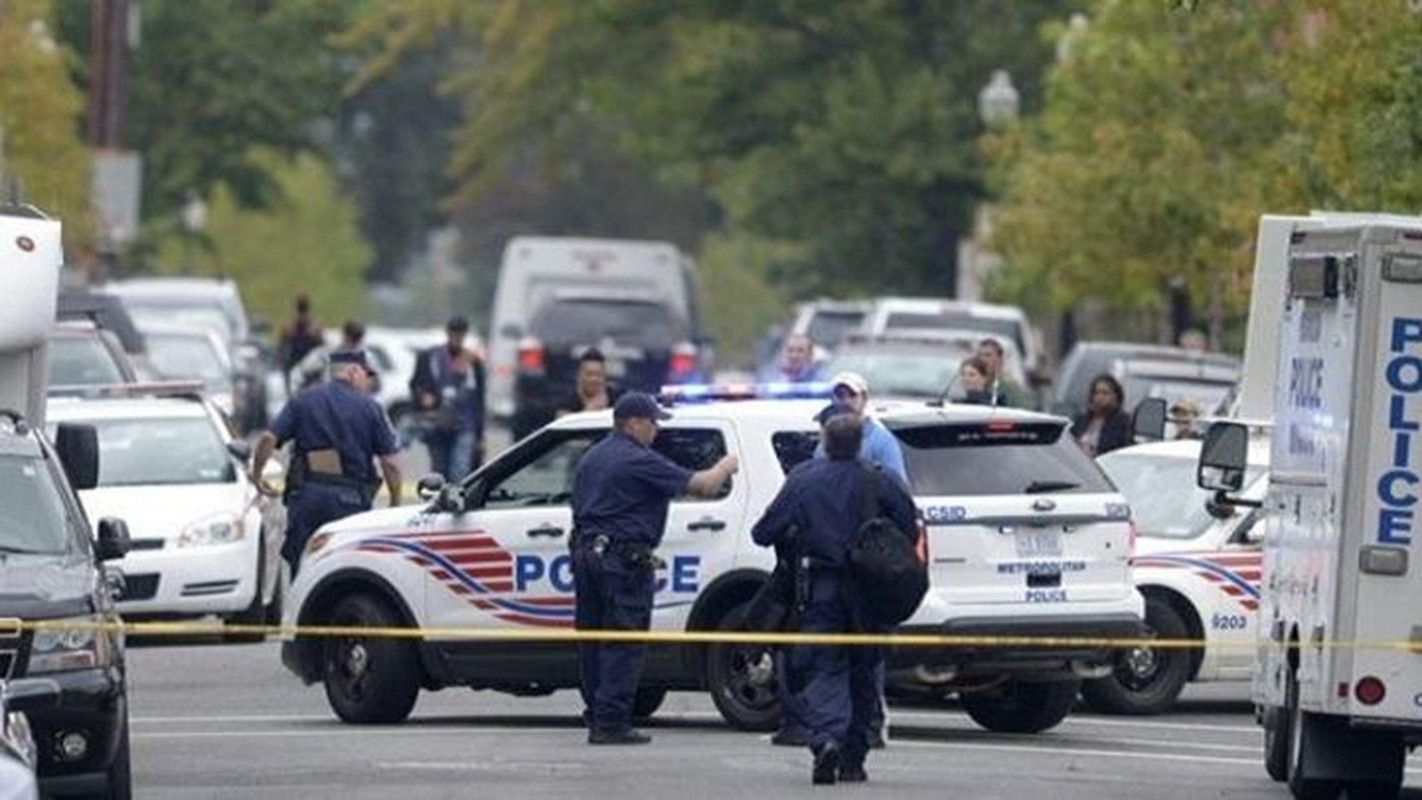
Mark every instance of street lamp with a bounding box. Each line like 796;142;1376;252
978;70;1020;129
180;193;207;273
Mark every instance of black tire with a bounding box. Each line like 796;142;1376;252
1081;597;1192;715
632;687;668;720
1287;668;1342;800
1264;701;1290;782
322;593;420;724
705;602;781;732
961;680;1080;734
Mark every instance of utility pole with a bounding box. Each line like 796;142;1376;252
88;0;141;283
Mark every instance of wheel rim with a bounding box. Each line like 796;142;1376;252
329;636;373;703
1115;645;1161;691
719;644;778;712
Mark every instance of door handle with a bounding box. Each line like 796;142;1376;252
687;518;727;533
526;525;565;539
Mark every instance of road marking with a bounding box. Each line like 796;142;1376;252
889;709;1259;734
894;738;1261;768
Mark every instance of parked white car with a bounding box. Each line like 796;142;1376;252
1085;435;1269;714
47;390;285;640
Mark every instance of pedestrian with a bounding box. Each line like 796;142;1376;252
778;371;906;751
956;356;995;405
975;338;1027;408
277;295;324;385
1070;374;1132;457
292;318;373;393
571;392;738;745
556;348;621;418
410;316;486;481
250;349;402;576
752;413;918;785
759;333;824;384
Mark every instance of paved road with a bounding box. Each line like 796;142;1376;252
122;639;1422;798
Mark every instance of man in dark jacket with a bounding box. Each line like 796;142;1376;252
410;316;485;480
752;414;917;785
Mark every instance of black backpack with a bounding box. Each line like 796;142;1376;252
848;468;928;626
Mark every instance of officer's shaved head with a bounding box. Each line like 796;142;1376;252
329;361;369;390
822;414;863;461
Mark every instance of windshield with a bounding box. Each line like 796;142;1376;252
826;351;963;399
806;311;865;348
893;422;1115;496
883;312;1024;353
1119;376;1233;414
0;454;73;554
146;333;233;390
47;336;126;387
128;304;236;344
1099;452;1264;539
88;417;235;487
531;299;686;349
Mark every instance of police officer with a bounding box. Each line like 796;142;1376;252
252;349;403;576
571;392;738;745
752;413;917;785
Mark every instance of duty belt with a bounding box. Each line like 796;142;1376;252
580;534;664;570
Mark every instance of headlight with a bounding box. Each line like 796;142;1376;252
29;618;110;673
178;516;245;548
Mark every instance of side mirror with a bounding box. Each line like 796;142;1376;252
55;423;100;491
3;678;61;714
95;517;131;562
1198;422;1249;493
1132;398;1168;443
226;440;253;462
417;473;446;502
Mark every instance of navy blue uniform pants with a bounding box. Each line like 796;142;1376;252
572;544;654;733
791;575;883;759
283;484;369;575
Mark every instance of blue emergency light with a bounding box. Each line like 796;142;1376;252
658;381;834;405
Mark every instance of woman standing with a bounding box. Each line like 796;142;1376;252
1071;374;1132;456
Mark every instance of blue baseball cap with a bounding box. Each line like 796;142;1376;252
614;392;672;422
814;401;856;425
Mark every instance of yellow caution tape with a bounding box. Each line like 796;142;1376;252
3;617;1421;652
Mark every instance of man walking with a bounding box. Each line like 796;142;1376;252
410;316;485;480
753;414;917;784
571;393;738;744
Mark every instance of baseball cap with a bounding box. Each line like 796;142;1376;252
814;401;856;425
830;371;870;397
614;392;672;422
329;348;374;373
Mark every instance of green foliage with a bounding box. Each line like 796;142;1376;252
696;232;800;367
147;151;370;327
0;0;93;248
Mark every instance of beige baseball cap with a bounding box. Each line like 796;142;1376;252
830;371;870;396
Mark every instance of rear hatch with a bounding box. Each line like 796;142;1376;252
531;297;690;394
889;418;1134;607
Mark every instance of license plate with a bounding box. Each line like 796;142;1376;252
1015;530;1062;558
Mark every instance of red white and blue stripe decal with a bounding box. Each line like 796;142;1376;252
1133;551;1262;611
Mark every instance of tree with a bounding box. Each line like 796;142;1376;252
148;151;370;327
0;0;92;248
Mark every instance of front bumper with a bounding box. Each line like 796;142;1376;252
888;613;1146;677
113;542;258;617
29;666;126;797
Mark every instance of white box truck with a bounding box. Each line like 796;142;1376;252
1199;222;1422;797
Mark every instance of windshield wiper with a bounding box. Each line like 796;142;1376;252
0;545;57;556
1025;480;1079;494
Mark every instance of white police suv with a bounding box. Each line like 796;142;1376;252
282;385;1143;734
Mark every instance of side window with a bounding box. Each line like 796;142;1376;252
653;428;730;501
483;430;605;509
772;431;818;475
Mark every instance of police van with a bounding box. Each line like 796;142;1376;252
282;386;1144;734
1201;222;1422;797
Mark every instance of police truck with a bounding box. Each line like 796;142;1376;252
1200;221;1422;797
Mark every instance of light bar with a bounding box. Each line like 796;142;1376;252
659;381;834;405
49;380;207;400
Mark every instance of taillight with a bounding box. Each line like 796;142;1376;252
916;519;929;564
669;342;698;378
1356;676;1387;706
517;338;545;373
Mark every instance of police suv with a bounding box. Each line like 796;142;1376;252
282;386;1144;734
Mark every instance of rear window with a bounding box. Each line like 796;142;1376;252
806;312;865;348
532;299;685;349
48;336;126;386
884;312;1023;352
891;422;1115;496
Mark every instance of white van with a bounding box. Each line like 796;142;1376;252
486;237;702;437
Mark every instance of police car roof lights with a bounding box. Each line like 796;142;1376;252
49;380;208;402
658;381;834;405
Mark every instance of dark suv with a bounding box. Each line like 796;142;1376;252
511;294;701;439
0;411;132;798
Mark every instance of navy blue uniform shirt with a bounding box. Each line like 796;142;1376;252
753;459;918;567
271;379;397;484
572;431;693;547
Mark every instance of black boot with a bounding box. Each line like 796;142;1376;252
588;728;652;745
812;742;840;786
839;754;868;783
